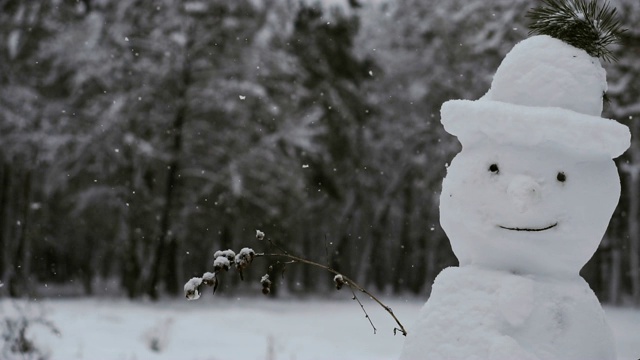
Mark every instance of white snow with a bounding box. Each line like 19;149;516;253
483;35;607;117
202;272;216;282
2;298;638;360
213;249;236;261
213;256;231;271
442;99;630;159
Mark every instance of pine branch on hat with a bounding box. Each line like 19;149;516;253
526;0;625;62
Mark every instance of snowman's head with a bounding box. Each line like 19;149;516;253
440;140;619;276
438;35;630;277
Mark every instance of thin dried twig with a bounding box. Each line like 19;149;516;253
256;251;408;336
349;285;377;334
186;233;408;336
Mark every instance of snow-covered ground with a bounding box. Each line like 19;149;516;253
1;296;639;360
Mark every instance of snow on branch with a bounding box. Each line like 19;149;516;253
184;230;407;336
183;277;203;300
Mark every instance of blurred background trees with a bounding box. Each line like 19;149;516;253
0;0;638;305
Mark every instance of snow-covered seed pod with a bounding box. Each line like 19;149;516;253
202;272;217;286
256;230;265;241
260;274;271;287
261;274;272;295
213;256;231;272
221;249;236;262
213;249;236;261
235;248;256;269
184;277;203;300
234;248;256;280
334;274;346;290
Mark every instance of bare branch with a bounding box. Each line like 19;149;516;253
185;232;408;337
349;284;377;334
256;251;408;336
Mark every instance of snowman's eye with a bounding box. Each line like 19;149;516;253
557;172;566;182
489;163;499;174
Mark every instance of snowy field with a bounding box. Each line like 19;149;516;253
1;296;639;360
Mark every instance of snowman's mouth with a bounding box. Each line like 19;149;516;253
498;223;558;232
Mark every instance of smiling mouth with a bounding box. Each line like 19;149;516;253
498;223;558;232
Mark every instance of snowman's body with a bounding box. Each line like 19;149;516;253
399;35;629;360
401;266;615;360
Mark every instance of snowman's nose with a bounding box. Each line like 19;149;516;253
507;175;542;212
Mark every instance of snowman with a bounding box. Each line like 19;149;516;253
400;2;629;360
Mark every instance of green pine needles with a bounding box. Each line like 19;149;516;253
527;0;625;62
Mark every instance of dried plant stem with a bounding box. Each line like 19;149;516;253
349;285;377;334
257;252;408;336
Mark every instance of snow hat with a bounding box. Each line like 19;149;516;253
440;34;630;159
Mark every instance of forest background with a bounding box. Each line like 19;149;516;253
1;0;639;306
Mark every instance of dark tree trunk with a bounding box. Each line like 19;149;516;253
147;36;192;299
123;220;140;298
9;170;32;297
368;207;390;292
621;116;640;306
332;234;351;279
151;145;185;297
301;232;316;292
164;237;179;295
606;232;622;305
0;160;11;280
625;164;640;305
394;180;414;293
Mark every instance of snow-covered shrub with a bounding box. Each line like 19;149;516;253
0;303;60;360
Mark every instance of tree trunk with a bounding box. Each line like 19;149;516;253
123;215;140;298
608;240;621;305
9;170;32;297
332;234;352;281
394;180;414;293
164;236;179;295
301;232;315;292
367;206;390;291
622;111;640;306
147;36;192;299
615;29;640;307
626;164;640;305
0;160;11;280
604;217;622;305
